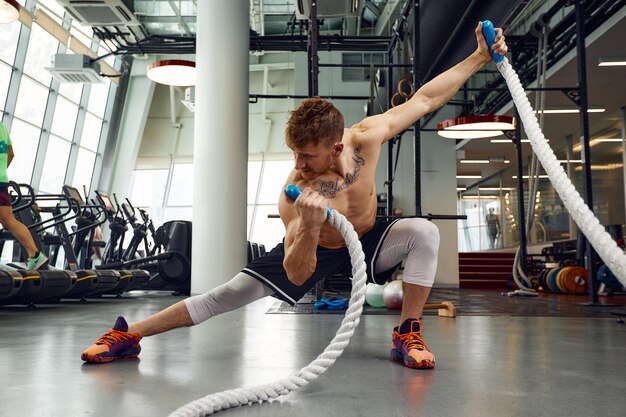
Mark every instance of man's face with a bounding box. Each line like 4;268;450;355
292;142;336;180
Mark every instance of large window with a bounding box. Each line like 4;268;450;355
128;158;294;250
87;79;111;118
7;119;41;184
0;5;115;198
14;76;49;126
0;19;20;65
341;52;385;82
457;197;503;252
167;163;193;206
58;79;83;103
0;62;11;112
39;135;71;193
72;148;97;193
129;169;169;208
51;97;78;139
80;112;103;151
23;24;58;86
247;159;293;249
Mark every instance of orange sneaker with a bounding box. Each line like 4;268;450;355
81;316;142;363
390;318;435;369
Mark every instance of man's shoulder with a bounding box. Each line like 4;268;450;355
343;127;378;152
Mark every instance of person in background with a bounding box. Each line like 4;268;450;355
486;207;500;249
0;121;48;270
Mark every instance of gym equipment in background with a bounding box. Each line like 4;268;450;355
94;191;192;295
383;279;403;309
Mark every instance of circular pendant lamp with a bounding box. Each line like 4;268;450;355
0;0;19;24
437;115;516;139
147;59;196;86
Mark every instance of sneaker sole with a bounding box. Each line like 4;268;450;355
81;348;141;363
390;348;435;369
29;259;49;270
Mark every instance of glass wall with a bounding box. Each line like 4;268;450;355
129;157;295;251
0;2;118;198
457;138;625;252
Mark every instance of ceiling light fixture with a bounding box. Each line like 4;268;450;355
488;156;510;163
460;159;490;164
0;0;19;23
535;108;605;114
456;175;482;179
147;59;196;86
437;115;515;139
598;57;626;66
490;138;549;143
575;163;624;171
572;138;625;153
594;138;625;142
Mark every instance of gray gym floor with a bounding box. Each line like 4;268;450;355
1;291;626;417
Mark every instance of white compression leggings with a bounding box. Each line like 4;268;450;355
184;218;439;325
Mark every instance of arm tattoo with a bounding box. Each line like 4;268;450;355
317;146;366;198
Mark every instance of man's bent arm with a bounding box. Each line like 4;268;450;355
279;187;327;286
283;220;321;286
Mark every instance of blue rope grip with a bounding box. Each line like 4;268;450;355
314;297;349;310
481;20;504;63
286;184;332;218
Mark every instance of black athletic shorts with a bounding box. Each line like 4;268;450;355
0;183;12;206
242;218;401;305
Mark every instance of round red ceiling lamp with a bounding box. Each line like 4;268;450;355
437;115;516;139
147;59;196;86
0;0;20;24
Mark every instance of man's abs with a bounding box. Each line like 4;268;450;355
318;199;377;248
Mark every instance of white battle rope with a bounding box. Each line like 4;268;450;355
496;57;626;286
169;210;367;416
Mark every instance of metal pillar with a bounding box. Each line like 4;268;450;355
574;0;598;304
384;0;415;217
565;134;577;238
307;1;319;97
621;107;626;222
386;45;395;217
412;0;422;216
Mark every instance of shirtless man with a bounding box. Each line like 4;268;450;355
82;23;507;369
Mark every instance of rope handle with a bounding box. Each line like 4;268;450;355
286;184;332;218
481;20;505;63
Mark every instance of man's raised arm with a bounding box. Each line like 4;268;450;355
351;22;507;144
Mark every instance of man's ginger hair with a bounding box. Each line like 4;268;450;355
285;98;344;149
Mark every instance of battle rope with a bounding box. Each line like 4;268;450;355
509;22;550;296
169;186;367;416
483;21;626;288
